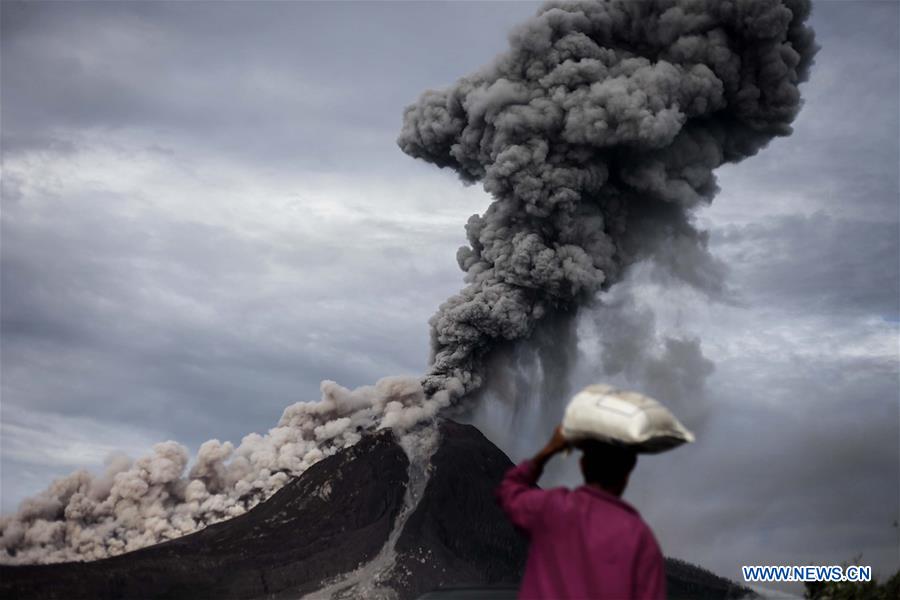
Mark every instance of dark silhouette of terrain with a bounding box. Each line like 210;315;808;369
0;430;410;599
0;420;752;599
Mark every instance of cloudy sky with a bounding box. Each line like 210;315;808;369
1;0;897;591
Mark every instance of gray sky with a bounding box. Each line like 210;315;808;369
1;0;898;591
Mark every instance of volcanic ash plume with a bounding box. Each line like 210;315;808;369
1;0;816;565
0;378;447;564
399;0;816;401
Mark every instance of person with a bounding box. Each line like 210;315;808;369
496;425;666;600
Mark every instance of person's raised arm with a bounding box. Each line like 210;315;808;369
495;425;570;532
530;425;570;480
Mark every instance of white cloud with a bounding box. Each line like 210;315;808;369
1;405;159;470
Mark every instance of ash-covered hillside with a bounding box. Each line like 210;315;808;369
0;421;751;599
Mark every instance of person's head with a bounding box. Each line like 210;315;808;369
578;440;638;496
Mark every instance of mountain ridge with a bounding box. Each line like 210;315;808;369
0;420;752;599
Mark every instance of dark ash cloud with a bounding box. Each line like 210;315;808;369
399;0;817;403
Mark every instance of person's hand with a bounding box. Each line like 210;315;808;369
540;425;570;457
530;425;571;476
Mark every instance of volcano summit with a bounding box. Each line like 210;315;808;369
0;421;752;600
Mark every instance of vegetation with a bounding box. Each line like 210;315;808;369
804;566;899;600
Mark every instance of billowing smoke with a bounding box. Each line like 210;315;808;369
590;278;717;429
1;0;816;564
0;377;448;563
400;0;816;401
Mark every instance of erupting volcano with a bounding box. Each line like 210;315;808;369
1;2;817;592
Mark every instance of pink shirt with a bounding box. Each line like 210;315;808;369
496;459;666;600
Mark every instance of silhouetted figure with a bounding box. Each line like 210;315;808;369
496;426;665;599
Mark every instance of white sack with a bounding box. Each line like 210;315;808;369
561;384;695;453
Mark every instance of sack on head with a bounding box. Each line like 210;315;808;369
561;384;695;454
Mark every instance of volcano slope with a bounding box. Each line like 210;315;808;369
0;421;750;599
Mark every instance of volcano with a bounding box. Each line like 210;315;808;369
0;421;751;599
